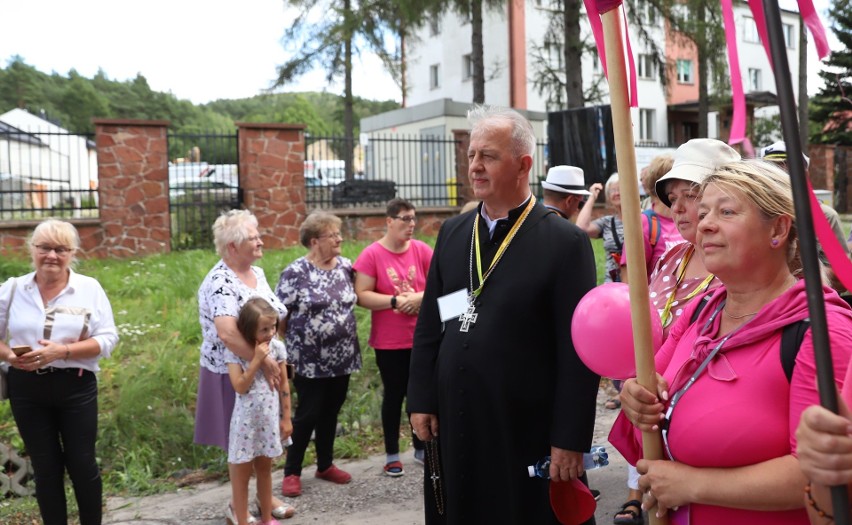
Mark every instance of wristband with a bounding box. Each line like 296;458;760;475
390;296;397;309
64;345;71;360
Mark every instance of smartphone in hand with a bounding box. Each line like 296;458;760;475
11;345;32;356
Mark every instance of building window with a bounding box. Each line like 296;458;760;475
743;17;760;43
639;109;655;142
783;23;795;48
748;68;762;91
429;15;440;36
462;54;473;81
638;54;655;79
430;64;440;90
638;0;657;24
676;59;693;83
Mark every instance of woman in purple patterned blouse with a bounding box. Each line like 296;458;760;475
276;211;362;498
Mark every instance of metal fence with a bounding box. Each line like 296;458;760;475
305;132;550;209
0;126;98;220
167;131;241;250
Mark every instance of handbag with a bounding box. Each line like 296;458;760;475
0;278;18;401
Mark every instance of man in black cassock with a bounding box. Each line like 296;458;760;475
409;106;599;524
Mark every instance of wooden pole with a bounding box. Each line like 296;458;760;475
600;7;668;525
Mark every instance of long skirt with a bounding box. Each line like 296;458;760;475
193;366;236;450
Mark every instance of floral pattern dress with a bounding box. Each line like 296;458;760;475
197;260;286;374
226;339;287;464
275;256;361;378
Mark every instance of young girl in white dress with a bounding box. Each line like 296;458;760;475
226;297;294;525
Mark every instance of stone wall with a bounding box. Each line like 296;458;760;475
0;119;465;260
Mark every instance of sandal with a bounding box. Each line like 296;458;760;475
605;398;622;410
613;499;643;525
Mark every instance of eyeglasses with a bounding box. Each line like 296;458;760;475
318;232;343;240
34;244;73;255
392;216;417;223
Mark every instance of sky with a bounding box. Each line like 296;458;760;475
0;0;840;106
0;0;401;105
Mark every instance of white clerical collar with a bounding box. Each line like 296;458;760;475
480;194;532;236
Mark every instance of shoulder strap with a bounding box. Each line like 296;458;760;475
688;294;712;324
610;216;622;251
643;209;661;246
781;319;810;382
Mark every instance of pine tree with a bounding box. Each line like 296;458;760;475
810;0;852;145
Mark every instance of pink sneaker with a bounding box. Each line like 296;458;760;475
281;474;301;497
315;464;352;484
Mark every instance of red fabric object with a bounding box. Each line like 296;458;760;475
549;478;597;525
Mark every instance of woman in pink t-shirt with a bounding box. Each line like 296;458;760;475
354;198;433;477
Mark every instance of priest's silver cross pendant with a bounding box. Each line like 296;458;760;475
459;304;478;332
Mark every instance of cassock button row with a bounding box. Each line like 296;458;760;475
458;411;464;415
459;366;465;371
463;343;469;349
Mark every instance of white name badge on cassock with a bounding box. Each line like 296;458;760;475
437;288;469;322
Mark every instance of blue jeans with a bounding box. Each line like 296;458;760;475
8;367;101;525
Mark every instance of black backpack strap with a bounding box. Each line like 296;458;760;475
688;294;712;324
610;216;622;252
781;319;810;382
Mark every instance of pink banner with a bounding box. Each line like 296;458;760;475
585;0;638;107
722;0;747;146
807;179;852;292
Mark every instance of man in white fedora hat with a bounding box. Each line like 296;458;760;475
541;165;601;221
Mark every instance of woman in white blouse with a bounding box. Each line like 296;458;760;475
0;219;119;525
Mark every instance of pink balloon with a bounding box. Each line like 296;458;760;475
571;283;663;380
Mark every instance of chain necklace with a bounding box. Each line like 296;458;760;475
723;308;759;320
461;196;536;332
425;439;445;515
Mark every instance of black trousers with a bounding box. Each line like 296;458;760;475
284;374;350;476
8;367;101;525
375;348;424;456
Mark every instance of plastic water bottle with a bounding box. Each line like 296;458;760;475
527;446;609;479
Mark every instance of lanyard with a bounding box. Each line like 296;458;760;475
660;244;716;328
469;195;536;299
661;299;741;461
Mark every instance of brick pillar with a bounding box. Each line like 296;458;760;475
236;123;306;248
92;119;171;258
452;129;473;206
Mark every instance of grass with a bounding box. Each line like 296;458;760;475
0;235;607;523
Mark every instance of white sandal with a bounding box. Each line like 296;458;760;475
227;502;259;525
255;497;296;519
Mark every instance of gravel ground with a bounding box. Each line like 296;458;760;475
103;383;622;525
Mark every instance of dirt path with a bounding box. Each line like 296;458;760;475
104;385;625;525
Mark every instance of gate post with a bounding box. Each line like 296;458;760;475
92;119;171;258
452;129;473;206
236;122;306;248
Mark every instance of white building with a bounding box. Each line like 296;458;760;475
393;1;804;146
0;109;98;211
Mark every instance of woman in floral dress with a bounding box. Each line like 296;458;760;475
276;211;362;497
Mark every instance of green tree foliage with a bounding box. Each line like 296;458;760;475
810;0;852;145
0;57;398;139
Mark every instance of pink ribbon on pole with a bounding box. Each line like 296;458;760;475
748;0;830;65
721;0;747;147
807;179;852;292
584;0;638;107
